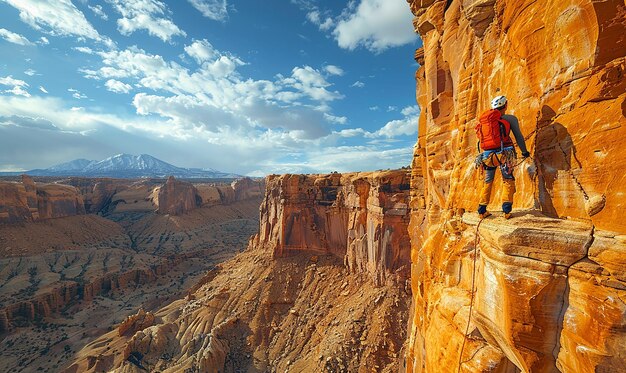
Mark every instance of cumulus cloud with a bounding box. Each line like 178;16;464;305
0;28;34;46
187;0;229;21
324;65;344;76
333;0;416;52
38;36;49;45
281;65;344;102
105;79;133;93
3;0;109;44
184;39;219;64
373;105;419;138
107;0;186;42
78;46;348;141
292;0;416;53
0;76;30;97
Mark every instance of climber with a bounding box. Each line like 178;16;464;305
474;95;530;219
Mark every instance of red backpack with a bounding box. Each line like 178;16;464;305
475;109;513;151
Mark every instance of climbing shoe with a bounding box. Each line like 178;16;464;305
479;211;492;219
504;212;512;219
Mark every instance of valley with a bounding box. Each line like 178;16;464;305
0;176;263;372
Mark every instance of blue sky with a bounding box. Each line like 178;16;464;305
0;0;421;176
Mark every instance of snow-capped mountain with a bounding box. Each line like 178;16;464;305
24;154;242;179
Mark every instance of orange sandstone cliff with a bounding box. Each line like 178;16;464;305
66;171;411;372
406;0;625;372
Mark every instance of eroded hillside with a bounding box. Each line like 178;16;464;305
0;176;263;372
406;0;625;372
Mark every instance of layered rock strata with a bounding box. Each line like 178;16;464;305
156;177;264;215
406;0;626;372
66;171;412;372
0;253;188;334
254;171;411;285
0;176;85;223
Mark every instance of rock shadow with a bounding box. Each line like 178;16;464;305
533;105;581;217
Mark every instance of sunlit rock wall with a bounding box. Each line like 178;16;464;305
253;171;412;285
406;0;625;372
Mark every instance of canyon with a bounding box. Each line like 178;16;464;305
0;176;263;372
65;171;412;372
406;0;625;372
1;0;625;372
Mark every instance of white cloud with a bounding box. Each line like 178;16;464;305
373;105;419;138
89;4;109;20
305;9;334;31
0;28;34;46
80;46;348;138
0;76;30;97
352;81;365;88
187;0;228;21
3;0;107;43
64;44;420;174
108;0;186;42
333;0;416;52
74;46;94;54
387;105;397;112
24;69;37;76
282;65;344;102
401;105;419;116
39;86;48;94
68;88;87;99
184;39;218;64
323;113;347;125
38;36;49;45
369;106;379;111
0;93;415;175
105;79;133;93
324;65;344;76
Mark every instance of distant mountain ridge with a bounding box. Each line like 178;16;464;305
9;154;242;179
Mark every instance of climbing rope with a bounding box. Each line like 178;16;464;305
509;155;533;169
456;215;485;373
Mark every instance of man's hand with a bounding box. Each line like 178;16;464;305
521;151;530;158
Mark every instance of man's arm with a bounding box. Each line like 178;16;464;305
503;114;529;154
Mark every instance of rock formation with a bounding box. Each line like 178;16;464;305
66;171;411;372
0;176;85;223
117;309;155;337
255;172;411;285
155;176;201;215
155;176;264;215
406;0;626;372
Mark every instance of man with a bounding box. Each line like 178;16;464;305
475;95;529;219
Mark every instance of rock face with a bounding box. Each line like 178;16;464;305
156;176;264;215
255;171;411;285
155;176;201;215
406;0;625;372
66;171;411;372
0;175;85;223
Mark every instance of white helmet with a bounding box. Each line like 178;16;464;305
490;95;507;109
